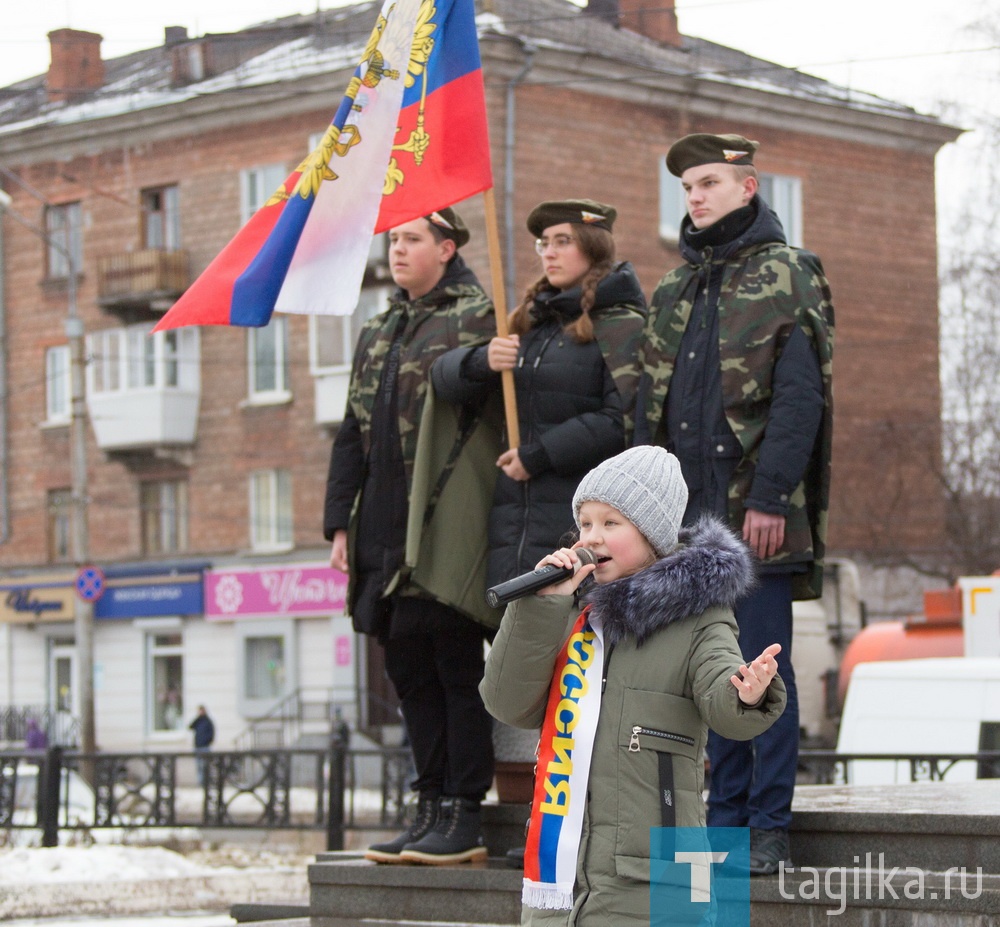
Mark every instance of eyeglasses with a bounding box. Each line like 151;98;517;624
534;234;577;255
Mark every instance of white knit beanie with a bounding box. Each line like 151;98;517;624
573;446;688;558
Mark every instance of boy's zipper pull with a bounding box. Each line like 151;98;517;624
629;726;641;753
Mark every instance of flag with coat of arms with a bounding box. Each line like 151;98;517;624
154;0;492;332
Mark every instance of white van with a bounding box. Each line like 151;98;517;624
836;657;1000;785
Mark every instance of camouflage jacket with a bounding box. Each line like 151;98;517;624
640;235;834;600
347;258;496;490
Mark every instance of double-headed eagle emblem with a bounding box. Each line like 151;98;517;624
267;1;439;208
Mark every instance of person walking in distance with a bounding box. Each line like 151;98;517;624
189;705;214;786
636;133;834;874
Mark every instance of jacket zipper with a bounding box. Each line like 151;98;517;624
628;725;695;752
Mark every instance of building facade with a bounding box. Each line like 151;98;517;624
0;0;959;752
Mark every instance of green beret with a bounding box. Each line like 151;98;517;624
666;133;759;177
526;199;617;237
425;207;470;248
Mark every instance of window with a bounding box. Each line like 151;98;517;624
44;202;83;279
758;173;803;247
248;316;290;400
148;633;184;733
141;481;189;555
310;286;388;373
45;345;71;424
244;636;285;700
88;324;199;395
235;619;297;716
658;162;804;247
47;489;72;563
142;185;181;250
249;469;293;551
240;164;288;223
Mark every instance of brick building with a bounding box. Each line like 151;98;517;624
0;0;959;752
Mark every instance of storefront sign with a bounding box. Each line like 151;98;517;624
0;573;76;623
95;572;204;619
206;564;347;620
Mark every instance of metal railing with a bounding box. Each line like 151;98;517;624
0;706;79;747
0;743;414;850
233;687;341;751
798;750;1000;784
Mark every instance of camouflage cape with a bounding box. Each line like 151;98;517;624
345;269;502;626
590;302;646;443
347;277;496;489
640;242;834;600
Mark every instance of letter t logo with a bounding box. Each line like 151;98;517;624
674;851;730;902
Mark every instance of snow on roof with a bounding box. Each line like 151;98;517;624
0;0;937;140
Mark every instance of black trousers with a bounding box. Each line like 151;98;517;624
384;613;495;801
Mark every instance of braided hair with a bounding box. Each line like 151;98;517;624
508;224;616;344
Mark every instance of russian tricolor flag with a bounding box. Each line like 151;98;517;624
154;0;492;332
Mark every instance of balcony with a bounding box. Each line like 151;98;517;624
97;249;190;313
88;388;200;452
314;370;350;427
86;325;200;454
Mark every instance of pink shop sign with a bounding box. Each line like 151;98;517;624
206;564;348;620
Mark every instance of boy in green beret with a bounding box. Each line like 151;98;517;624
636;132;835;875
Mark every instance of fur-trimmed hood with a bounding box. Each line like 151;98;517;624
583;515;755;647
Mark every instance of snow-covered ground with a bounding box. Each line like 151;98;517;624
0;843;313;921
4;916;234;927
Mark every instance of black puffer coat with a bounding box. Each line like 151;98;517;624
433;262;645;586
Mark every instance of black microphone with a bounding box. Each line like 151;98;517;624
485;548;598;608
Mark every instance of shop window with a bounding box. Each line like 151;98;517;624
148;633;184;733
47;489;72;563
244;635;285;700
140;480;189;555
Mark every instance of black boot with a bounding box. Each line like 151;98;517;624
399;797;487;864
364;794;440;864
748;827;791;876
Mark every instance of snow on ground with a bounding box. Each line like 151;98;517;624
4;916;234;927
0;843;313;921
0;845;213;883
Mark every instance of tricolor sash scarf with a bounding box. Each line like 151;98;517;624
523;607;605;911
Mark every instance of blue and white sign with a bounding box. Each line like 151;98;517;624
95;572;203;619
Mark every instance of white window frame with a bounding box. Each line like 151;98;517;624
88;324;200;395
249;468;293;552
44;202;83;279
240;164;288;223
658;161;804;247
235;619;298;717
309;285;389;375
44;345;71;425
142;184;181;250
247;316;291;403
145;628;185;737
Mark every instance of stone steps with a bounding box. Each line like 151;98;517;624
238;782;1000;925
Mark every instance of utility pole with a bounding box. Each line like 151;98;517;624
0;188;95;755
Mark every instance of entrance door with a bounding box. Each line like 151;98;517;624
49;640;77;745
